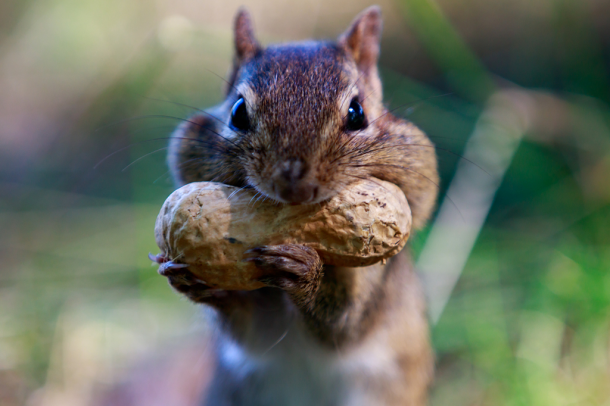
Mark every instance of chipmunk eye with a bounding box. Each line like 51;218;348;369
230;97;250;132
346;98;366;131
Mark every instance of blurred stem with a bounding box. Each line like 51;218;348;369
396;0;496;103
419;90;533;324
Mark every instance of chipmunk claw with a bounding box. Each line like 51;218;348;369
158;261;190;276
244;245;321;273
244;247;264;255
148;253;212;299
148;252;164;263
246;244;323;308
149;253;191;276
148;253;244;305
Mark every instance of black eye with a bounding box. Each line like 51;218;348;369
346;98;366;131
230;97;250;132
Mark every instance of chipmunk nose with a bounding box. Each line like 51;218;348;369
272;159;318;203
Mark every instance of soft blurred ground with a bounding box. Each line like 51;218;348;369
1;0;610;405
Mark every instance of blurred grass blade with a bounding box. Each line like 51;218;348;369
397;0;495;102
418;90;534;324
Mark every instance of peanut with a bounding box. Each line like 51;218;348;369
155;179;411;290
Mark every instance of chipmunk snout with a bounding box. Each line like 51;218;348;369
272;159;319;204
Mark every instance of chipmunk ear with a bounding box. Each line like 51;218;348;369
234;8;261;63
226;8;262;94
338;6;382;72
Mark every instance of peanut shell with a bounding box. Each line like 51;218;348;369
155;179;411;290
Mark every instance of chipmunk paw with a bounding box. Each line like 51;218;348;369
244;244;323;308
149;253;230;304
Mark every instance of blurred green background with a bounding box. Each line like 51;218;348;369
1;0;609;405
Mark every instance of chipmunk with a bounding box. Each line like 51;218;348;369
157;6;438;406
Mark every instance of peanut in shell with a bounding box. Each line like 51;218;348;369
154;179;411;291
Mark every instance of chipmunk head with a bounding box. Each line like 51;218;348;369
169;7;438;227
228;7;385;204
170;7;383;201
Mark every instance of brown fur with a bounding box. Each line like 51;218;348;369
165;6;438;406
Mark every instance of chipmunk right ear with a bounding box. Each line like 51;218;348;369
234;8;261;63
338;6;382;72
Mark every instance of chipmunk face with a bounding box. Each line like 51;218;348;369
169;7;437;227
208;5;387;205
221;43;379;204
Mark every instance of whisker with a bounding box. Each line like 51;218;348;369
340;71;368;112
96;113;241;150
94;126;240;171
94;136;180;170
121;147;168;172
228;185;251;199
342;174;390;194
143;95;205;114
340;142;489;176
261;328;290;356
95;114;195;132
153;169;173;185
328;136;361;165
254;193;267;205
129;124;177;137
142;95;230;128
365;92;453;128
397;92;454;116
205;68;255;111
248;191;261;207
359;89;377;105
206;68;238;94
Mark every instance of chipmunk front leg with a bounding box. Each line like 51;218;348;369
245;244;323;309
246;244;389;348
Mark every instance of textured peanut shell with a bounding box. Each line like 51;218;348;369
155;179;411;291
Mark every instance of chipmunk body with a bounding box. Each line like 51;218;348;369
163;6;438;406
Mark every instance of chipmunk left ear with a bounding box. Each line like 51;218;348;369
226;8;262;94
338;6;382;72
234;8;261;64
